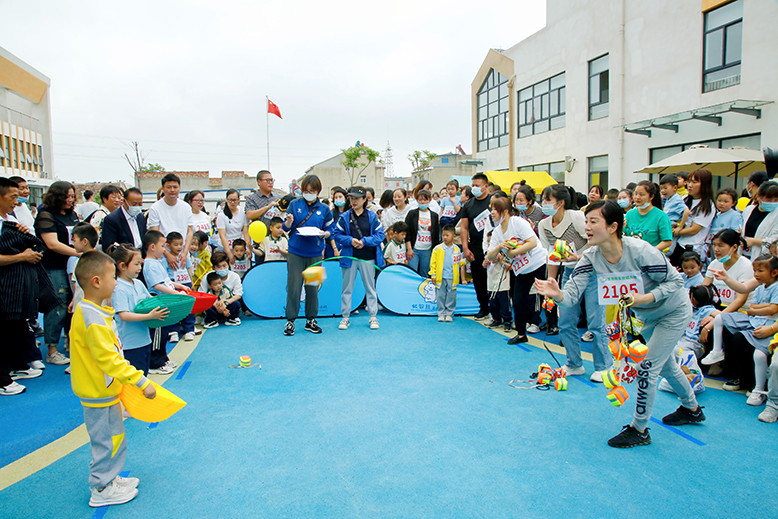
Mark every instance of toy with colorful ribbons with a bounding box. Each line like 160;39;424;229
548;239;574;262
599;297;647;407
509;363;568;391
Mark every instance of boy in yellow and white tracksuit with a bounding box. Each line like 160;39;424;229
429;225;468;321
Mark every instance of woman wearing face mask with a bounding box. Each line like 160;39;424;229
535;200;705;448
623;181;672;251
513;185;543;234
616;189;633;213
537;184;608;378
741;180;778;261
671;168;716;266
281;175;334;337
404;189;440;276
325;187;348;258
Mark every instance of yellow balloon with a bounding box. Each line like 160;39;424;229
249;221;268;243
736;197;750;212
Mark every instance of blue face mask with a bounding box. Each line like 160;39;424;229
515;203;527;212
617;199;630;209
334;199;345;208
542;203;558;217
418;203;429;210
762;201;778;213
471;186;483;198
17;196;29;204
215;269;229;277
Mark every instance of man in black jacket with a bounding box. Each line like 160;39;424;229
100;187;147;252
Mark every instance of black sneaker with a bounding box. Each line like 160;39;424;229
474;310;490;321
546;327;560;336
284;321;295;336
305;319;322;334
503;323;512;333
662;406;706;426
722;379;740;391
507;334;528;345
607;425;651;448
487;319;502;328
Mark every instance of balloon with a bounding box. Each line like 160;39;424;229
249;221;268;243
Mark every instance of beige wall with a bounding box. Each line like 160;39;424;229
303;152;385;197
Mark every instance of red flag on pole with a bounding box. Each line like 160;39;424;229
268;99;282;119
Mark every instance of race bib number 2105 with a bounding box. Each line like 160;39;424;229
597;271;644;306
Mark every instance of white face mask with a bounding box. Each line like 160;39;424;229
303;193;317;202
638;202;651;210
471;186;483;198
127;206;143;217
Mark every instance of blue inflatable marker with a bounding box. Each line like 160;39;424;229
242;261;366;318
375;265;480;316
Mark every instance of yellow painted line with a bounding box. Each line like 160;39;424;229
0;328;207;492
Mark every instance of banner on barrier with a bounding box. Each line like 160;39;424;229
375;265;479;316
242;261;365;318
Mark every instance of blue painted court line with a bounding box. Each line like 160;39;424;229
571;375;597;388
175;361;192;380
91;471;130;518
650;416;706;446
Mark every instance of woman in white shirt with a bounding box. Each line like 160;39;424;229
671;168;716;266
486;196;546;345
216;189;250;264
381;189;411;233
740;180;778;261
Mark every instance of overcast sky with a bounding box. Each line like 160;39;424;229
1;0;545;188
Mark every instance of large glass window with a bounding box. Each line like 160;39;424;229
588;155;608;190
588;54;609;120
477;69;510;152
703;0;742;93
518;73;565;138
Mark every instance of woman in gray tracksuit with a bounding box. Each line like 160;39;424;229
536;199;706;448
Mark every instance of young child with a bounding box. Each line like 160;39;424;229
485;229;512;332
429;225;467;322
704;255;778;405
230;238;251;279
110;244;169;375
439;180;461;227
199;251;243;327
680;251;704;289
70;251;155;508
676;171;689;198
165;232;196;342
142;230;189;374
68;223;99;313
678;284;719;360
190;230;212;291
659;174;689;229
709;188;743;237
383;221;408;265
255;217;288;263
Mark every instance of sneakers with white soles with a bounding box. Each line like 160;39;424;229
526;324;540;334
46;351;70;365
747;390;767;406
113;476;140;489
563;365;585;376
701;350;725;365
165;360;178;369
446;316;453;322
369;317;379;330
183;332;195;341
589;371;603;383
168;332;179;343
30;360;45;370
438;316;446;322
89;480;138;508
338;318;350;330
10;368;43;380
148;364;175;375
581;331;594;342
225;318;241;326
758;403;778;423
0;381;26;396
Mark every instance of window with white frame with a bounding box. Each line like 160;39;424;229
588;54;609;120
477;69;510;152
703;0;742;93
588;155;608;190
518;73;565;138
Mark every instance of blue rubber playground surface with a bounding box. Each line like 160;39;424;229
2;312;778;518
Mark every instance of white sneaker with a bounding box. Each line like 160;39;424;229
701;350;725;365
148;364;175;375
446;316;453;322
30;360;45;370
369;317;379;330
438;316;446;322
0;381;26;396
183;332;195;341
168;332;179;343
338;318;350;330
113;475;140;489
46;351;70;365
89;480;138;508
10;368;43;380
589;371;603;383
195;315;204;326
563;365;586;376
759;403;778;423
526;324;540;334
65;366;71;374
165;360;179;369
225;318;241;326
747;391;767;406
581;331;594;342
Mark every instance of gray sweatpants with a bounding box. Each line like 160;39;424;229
83;404;127;488
632;300;698;431
286;253;322;321
436;279;456;317
341;260;378;318
767;356;778;405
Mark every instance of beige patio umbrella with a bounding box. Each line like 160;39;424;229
636;145;765;182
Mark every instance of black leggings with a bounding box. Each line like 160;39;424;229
512;265;545;336
722;327;757;390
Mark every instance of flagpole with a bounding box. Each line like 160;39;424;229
266;96;270;170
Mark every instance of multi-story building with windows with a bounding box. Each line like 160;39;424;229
0;45;53;203
471;0;777;193
303;151;385;197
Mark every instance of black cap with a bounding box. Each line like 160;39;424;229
278;194;296;211
348;186;367;198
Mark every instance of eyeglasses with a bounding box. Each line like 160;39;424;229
227;198;240;203
261;178;275;183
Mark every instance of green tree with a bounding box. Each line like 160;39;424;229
408;150;436;172
140;163;166;172
341;143;381;187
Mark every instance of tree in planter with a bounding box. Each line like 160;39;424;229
341;143;381;187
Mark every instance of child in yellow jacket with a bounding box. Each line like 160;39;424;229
70;251;156;508
429;225;467;322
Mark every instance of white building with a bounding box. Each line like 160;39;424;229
304;151;385;196
472;0;777;194
0;45;54;202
